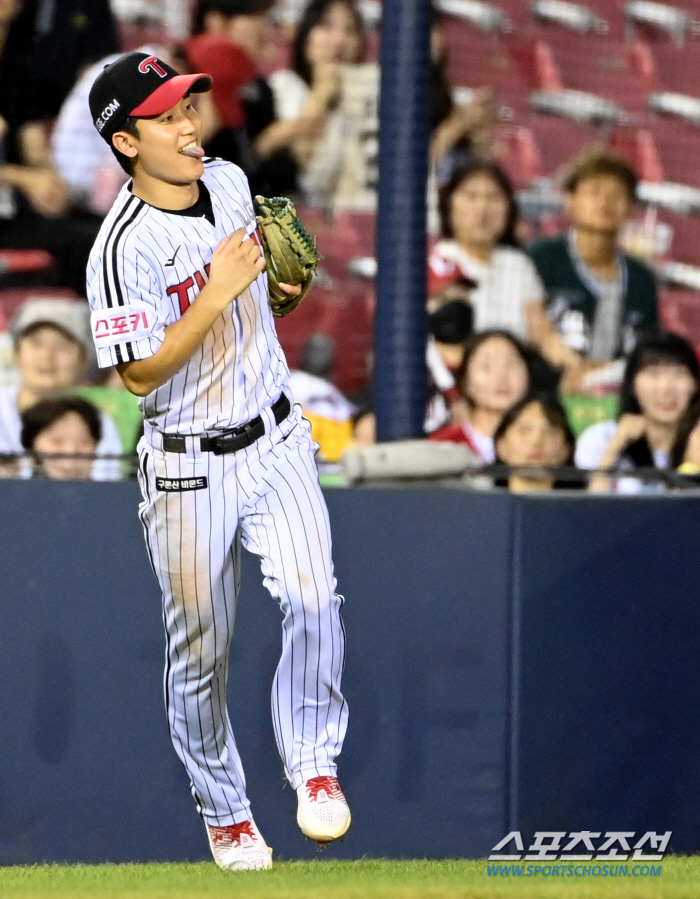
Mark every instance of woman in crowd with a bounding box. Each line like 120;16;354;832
21;396;101;480
267;0;365;202
430;330;531;462
493;393;577;492
428;12;497;185
576;331;700;492
429;161;550;343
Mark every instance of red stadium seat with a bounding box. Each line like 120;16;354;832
548;37;656;112
624;0;700;45
656;210;700;265
646;119;700;188
441;18;530;111
575;0;628;38
609;127;664;181
651;41;700;94
0;249;54;276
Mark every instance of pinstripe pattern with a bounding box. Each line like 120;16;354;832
92;158;348;828
136;408;347;824
86;159;290;431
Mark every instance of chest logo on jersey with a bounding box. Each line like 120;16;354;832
156;476;209;492
91;301;153;348
167;263;211;315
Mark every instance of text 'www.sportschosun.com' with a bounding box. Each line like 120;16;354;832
487;863;662;877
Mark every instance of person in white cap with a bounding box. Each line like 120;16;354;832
0;299;122;478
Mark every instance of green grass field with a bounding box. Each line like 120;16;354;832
1;858;699;899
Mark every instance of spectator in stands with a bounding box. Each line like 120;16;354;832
528;152;658;392
0;300;122;475
186;0;298;196
577;331;699;493
51;51;129;213
430;330;532;462
289;333;355;462
425;293;474;433
349;292;476;443
20;396;101;480
429;9;497;186
494;393;576;492
0;0;118;122
430;161;549;343
271;0;496;212
267;0;366;205
0;0;102;295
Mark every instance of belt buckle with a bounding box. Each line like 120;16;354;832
211;433;238;455
241;420;258;442
163;434;187;453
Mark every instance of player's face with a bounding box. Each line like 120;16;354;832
464;336;529;415
565;174;631;235
450;172;510;253
305;2;363;66
496;401;570;469
32;412;97;480
16;326;86;396
130;96;204;185
633;363;697;427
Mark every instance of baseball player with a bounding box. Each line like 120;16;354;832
85;52;349;871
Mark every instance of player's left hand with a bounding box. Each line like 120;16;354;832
279;283;303;297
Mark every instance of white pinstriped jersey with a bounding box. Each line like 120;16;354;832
86;158;290;434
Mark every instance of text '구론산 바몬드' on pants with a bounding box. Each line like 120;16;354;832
136;402;348;825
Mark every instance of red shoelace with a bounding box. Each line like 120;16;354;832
305;776;346;802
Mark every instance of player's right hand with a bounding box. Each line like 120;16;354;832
208;228;266;307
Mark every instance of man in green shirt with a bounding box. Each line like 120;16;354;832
528;151;658;391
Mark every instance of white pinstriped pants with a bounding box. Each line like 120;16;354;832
136;405;348;826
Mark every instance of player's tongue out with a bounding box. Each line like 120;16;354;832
179;141;204;159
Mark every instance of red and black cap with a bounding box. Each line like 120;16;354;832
89;51;212;143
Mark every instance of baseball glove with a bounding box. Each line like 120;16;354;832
254;195;322;317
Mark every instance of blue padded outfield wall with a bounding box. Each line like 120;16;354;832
0;483;700;863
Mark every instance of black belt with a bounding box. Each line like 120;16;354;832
162;394;291;455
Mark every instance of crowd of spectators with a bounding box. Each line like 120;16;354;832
0;0;698;492
342;147;700;494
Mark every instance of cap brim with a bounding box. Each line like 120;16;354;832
130;73;212;117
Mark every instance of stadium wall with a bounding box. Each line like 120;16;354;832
0;483;699;863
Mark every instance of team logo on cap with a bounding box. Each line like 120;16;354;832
138;56;167;77
96;98;121;132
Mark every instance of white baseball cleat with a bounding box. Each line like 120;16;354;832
206;820;273;870
296;776;351;843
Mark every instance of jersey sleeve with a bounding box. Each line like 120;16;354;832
86;231;168;369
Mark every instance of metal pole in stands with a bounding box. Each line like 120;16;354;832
374;0;431;441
